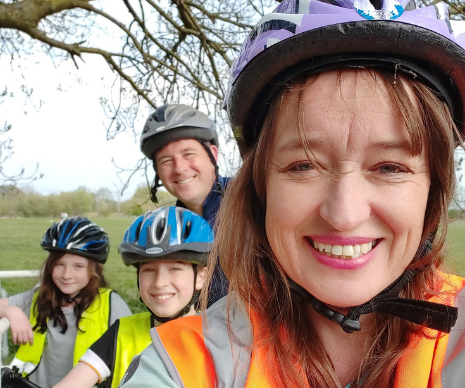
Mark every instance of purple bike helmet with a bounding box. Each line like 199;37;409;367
225;0;465;155
224;0;465;334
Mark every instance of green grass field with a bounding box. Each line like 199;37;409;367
2;217;465;301
1;217;465;362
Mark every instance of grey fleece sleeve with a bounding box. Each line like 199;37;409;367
110;291;132;324
7;289;35;319
118;343;181;388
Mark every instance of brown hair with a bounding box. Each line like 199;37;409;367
33;251;109;334
203;68;462;387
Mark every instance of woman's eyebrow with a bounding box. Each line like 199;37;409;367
373;140;414;154
277;138;414;154
276;138;322;154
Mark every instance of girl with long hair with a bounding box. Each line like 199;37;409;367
0;217;131;387
117;0;465;386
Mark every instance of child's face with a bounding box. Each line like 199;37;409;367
52;253;91;298
139;260;206;318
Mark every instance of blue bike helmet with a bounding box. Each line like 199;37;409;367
119;206;214;323
119;206;213;267
41;217;110;264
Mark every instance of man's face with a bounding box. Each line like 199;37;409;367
156;139;218;213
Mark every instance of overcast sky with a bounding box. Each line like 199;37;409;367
1;52;154;201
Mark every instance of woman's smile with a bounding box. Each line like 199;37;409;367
308;237;378;259
306;237;381;270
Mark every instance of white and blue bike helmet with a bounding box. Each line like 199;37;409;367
119;206;214;322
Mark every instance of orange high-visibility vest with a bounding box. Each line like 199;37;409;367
153;274;465;388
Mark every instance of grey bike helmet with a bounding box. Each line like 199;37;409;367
140;104;218;160
140;104;223;203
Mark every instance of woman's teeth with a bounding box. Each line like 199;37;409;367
312;240;376;259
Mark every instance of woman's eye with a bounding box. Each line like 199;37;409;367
289;162;314;172
378;163;408;175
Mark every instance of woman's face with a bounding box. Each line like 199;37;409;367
265;71;431;308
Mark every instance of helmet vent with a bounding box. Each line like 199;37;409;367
183;220;192;241
156;105;167;123
135;222;142;242
369;0;383;10
156;218;166;241
182;111;196;119
404;0;417;10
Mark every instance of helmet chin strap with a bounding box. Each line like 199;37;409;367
266;238;458;333
150;160;163;204
290;269;457;333
199;142;223;196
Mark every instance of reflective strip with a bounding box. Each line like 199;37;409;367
443;284;465;387
444;284;465;363
394;274;465;388
203;297;253;388
151;327;185;388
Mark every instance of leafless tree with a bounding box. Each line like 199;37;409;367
1;0;463;191
0;0;279;191
0;86;43;187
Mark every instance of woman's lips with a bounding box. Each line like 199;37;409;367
305;237;380;269
309;238;377;259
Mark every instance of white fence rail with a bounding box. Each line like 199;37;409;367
0;271;40;279
0;317;10;388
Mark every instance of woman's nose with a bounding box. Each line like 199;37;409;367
319;173;371;232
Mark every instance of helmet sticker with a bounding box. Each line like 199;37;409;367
146;247;164;254
354;0;404;20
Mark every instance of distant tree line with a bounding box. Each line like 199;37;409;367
0;184;175;217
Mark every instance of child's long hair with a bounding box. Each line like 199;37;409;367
33;251;108;334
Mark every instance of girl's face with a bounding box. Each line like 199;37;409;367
138;260;205;318
52;253;91;298
265;71;431;308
